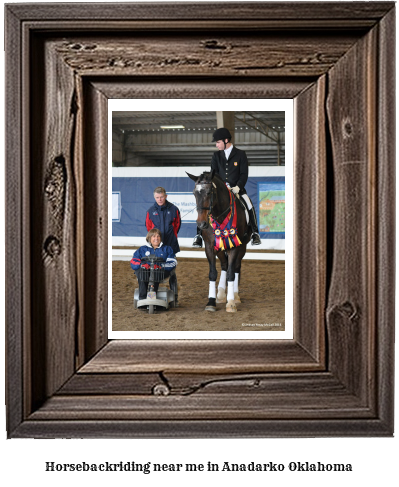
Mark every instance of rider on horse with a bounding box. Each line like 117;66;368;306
193;127;261;248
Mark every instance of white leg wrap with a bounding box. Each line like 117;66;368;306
227;281;235;301
234;273;239;293
209;281;216;299
218;270;227;290
242;194;252;210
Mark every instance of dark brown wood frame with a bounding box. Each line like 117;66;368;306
5;2;395;438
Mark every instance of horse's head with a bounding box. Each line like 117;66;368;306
187;170;216;230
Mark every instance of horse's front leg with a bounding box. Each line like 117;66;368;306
216;251;228;303
205;245;218;312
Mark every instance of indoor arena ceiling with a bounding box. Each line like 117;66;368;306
112;111;286;166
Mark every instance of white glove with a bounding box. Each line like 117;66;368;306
232;186;240;194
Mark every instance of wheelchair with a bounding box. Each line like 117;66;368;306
133;254;178;314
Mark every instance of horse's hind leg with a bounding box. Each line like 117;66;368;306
233;245;247;304
233;272;241;303
216;251;228;303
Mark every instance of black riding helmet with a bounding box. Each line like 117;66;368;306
212;128;232;148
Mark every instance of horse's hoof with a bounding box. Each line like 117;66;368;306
234;293;241;303
226;300;237;312
216;287;226;303
205;298;217;312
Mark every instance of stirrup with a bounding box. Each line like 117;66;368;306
192;234;203;248
251;232;261;245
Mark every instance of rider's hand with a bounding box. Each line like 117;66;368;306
142;263;150;269
232;186;240;194
154;264;162;269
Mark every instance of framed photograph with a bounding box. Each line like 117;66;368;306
109;99;293;339
5;2;395;438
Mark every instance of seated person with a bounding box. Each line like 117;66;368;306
130;228;177;306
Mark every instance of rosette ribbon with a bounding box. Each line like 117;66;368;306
210;189;242;251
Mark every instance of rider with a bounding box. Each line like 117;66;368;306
192;127;261;247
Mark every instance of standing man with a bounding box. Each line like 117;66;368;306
192;127;261;247
146;186;181;254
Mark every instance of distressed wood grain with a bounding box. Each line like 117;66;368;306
14;417;390;439
30;36;78;407
30;393;372;422
91;79;311;100
81;81;109;362
5;4;25;437
294;76;326;364
375;5;395;430
326;25;377;404
54;33;360;78
59;371;357;398
79;339;321;374
6;2;394;23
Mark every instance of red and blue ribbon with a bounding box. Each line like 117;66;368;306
210;187;242;251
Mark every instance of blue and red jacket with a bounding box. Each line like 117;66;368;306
145;200;181;254
130;243;177;272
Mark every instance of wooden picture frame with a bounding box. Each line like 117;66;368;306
5;2;395;438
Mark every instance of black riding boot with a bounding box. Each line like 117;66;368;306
248;207;261;245
192;227;203;248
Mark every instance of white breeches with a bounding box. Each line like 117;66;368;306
241;194;252;210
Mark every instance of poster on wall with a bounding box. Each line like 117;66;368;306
258;179;285;238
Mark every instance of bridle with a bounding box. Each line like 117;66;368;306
195;181;234;223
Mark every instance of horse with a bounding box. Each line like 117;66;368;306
187;170;250;312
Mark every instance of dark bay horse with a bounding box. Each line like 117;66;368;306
187;170;250;312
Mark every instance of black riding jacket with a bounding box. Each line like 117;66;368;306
210;146;248;195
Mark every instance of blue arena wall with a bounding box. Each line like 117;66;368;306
112;166;286;249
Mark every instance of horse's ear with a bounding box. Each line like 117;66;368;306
210;169;215;180
186;172;198;182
